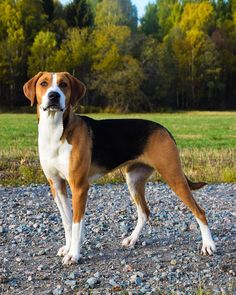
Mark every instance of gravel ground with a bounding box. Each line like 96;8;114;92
0;183;235;294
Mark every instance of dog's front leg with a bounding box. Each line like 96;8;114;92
62;180;89;265
48;178;72;257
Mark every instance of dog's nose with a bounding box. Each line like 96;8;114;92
48;91;60;101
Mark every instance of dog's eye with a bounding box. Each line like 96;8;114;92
59;82;67;88
40;81;48;87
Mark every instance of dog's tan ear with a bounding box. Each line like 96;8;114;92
64;72;86;106
23;72;43;106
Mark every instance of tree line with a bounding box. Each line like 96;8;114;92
0;0;235;112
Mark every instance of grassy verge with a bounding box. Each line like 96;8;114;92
0;112;235;186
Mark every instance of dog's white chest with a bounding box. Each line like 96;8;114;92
38;112;72;180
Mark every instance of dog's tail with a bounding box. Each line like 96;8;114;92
185;175;207;190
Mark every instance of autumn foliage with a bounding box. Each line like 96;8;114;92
0;0;235;111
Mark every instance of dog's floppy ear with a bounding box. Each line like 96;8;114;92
23;72;43;106
64;72;86;106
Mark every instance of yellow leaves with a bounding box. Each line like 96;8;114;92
186;28;205;50
32;31;56;53
93;44;121;72
92;25;131;72
180;2;215;32
94;25;130;52
0;1;18;28
172;2;211;75
90;21;144;111
0;1;25;44
173;29;206;62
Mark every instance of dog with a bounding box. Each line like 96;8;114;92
23;72;216;265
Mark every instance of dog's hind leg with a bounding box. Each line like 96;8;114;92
48;178;72;257
122;164;153;247
145;130;216;255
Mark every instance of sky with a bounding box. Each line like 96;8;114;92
60;0;155;19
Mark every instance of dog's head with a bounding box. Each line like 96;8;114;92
23;72;86;112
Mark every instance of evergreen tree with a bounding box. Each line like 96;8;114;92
64;0;93;28
140;3;159;36
42;0;54;21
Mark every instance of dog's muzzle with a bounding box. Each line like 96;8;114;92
43;91;63;111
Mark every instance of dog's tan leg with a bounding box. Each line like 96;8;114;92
145;130;216;255
48;178;72;257
62;177;89;265
122;164;153;247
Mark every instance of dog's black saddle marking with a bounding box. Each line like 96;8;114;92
80;116;165;171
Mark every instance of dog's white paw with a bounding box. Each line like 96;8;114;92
201;239;216;255
62;253;79;265
122;236;137;247
57;245;70;257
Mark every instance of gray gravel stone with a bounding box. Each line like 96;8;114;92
109;278;119;287
0;225;6;233
86;277;99;288
68;272;79;280
52;286;63;295
94;271;100;278
64;280;77;286
130;274;142;285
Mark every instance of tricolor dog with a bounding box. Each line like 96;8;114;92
23;72;216;265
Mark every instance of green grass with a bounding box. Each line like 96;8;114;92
0;112;235;186
0;113;38;151
90;111;236;149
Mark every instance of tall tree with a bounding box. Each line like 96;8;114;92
92;25;130;71
95;0;137;30
87;0;101;12
157;0;182;40
198;38;222;108
28;31;57;76
95;0;124;27
64;0;93;28
91;24;144;111
140;36;178;110
42;0;54;21
0;0;26;105
54;28;92;77
179;1;215;33
140;3;159;36
171;1;218;107
211;2;236;108
211;0;232;25
16;0;47;42
53;0;65;19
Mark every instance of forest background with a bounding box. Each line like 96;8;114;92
0;0;236;112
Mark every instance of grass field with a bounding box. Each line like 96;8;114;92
0;111;235;185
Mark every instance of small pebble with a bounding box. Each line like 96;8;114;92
130;274;142;285
170;259;177;265
86;277;98;288
109;278;119;287
64;280;77;286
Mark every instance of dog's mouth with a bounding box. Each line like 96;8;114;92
43;104;63;112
